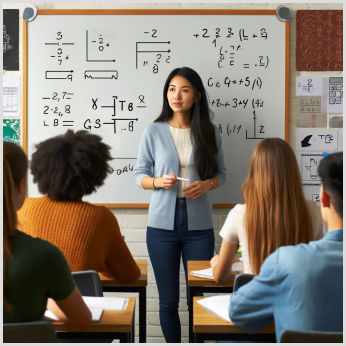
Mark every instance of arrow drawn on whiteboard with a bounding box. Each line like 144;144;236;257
136;41;171;69
84;70;118;80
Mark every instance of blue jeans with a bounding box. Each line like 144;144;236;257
147;198;214;343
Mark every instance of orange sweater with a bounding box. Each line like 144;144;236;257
17;196;140;282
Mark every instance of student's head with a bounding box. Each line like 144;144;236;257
155;67;218;179
3;141;28;210
318;152;343;221
242;138;313;274
30;130;113;201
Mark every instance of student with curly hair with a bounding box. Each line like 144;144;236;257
17;130;140;282
4;142;91;327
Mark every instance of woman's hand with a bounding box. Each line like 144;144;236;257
183;180;210;200
155;174;178;190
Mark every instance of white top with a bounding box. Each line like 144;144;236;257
168;125;192;198
219;201;324;274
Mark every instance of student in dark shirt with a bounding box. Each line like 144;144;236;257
4;142;91;327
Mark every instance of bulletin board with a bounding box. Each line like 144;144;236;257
23;9;290;207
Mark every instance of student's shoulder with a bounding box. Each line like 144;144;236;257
268;241;314;270
13;229;64;258
226;204;246;220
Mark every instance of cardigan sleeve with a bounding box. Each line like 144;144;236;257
215;128;226;186
134;126;154;188
102;208;140;282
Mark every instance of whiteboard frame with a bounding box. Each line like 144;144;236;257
23;9;290;208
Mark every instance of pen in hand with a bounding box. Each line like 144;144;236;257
163;174;190;182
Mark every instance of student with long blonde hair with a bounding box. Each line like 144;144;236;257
211;138;323;280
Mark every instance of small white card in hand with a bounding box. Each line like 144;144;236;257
197;294;232;323
191;261;243;279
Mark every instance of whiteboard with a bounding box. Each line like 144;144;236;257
24;10;289;207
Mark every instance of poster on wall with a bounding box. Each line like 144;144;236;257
296;10;343;71
295;128;343;203
3;9;19;71
3;119;21;144
3;73;21;117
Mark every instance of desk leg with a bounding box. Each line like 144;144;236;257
189;287;198;343
132;305;135;343
194;333;204;343
139;287;146;343
119;333;130;343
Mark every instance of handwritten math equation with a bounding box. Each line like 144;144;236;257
37;21;280;141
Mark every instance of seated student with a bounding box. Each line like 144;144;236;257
16;130;140;282
229;151;343;340
211;138;323;281
4;143;91;327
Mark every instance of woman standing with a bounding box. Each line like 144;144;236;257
134;67;226;342
211;138;324;281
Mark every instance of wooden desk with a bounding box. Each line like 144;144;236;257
193;297;275;342
187;260;236;343
99;259;147;343
54;297;136;343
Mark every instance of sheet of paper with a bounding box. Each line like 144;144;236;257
197;294;232;323
295;129;343;202
296;76;323;96
191;261;243;279
3;73;20;116
44;307;103;322
82;296;129;311
325;77;343;113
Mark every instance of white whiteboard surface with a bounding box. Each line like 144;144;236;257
24;10;289;206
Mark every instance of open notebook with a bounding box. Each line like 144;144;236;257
44;296;129;322
191;261;243;279
197;294;232;323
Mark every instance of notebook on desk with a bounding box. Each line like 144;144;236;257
44;307;103;322
44;296;129;322
196;294;232;323
191;261;243;279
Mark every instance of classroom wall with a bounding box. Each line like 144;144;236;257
4;1;342;342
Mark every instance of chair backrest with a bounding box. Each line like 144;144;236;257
279;329;343;343
233;273;255;292
4;320;57;343
72;270;103;297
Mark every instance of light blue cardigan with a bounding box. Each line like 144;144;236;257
134;121;226;230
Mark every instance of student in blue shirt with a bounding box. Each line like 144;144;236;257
134;67;226;342
229;151;343;341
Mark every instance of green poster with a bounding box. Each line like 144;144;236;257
3;119;20;144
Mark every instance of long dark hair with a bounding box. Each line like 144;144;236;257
155;67;218;180
3;158;17;312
